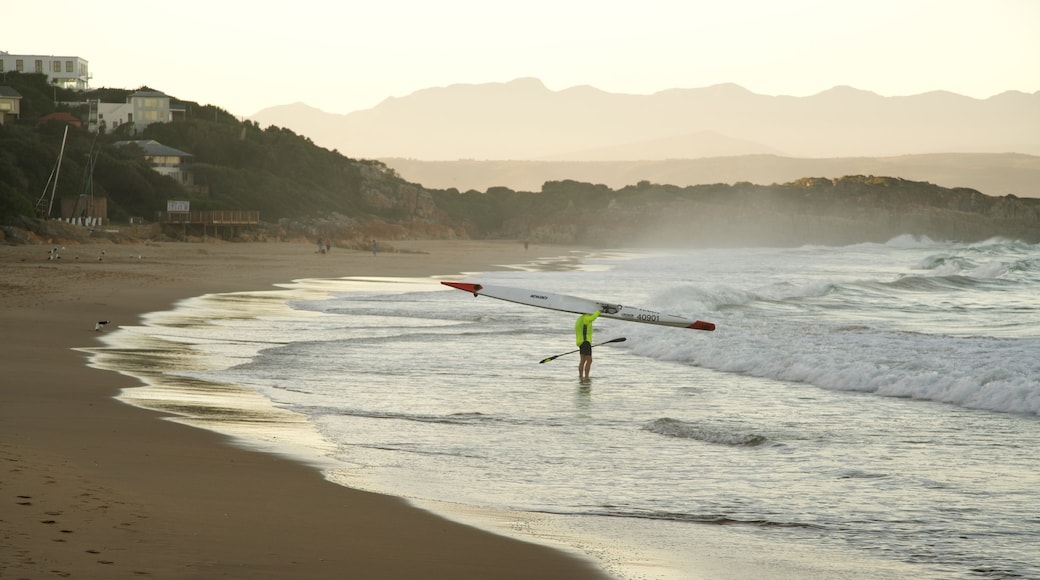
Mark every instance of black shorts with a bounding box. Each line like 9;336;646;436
579;341;592;356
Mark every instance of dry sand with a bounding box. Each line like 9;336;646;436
0;239;608;579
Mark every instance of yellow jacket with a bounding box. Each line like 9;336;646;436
574;311;601;346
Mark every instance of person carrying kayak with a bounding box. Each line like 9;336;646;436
574;309;601;380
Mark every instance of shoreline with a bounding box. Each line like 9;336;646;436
1;239;609;578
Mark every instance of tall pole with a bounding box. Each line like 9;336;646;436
47;125;69;218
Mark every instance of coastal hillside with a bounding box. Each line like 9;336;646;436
2;73;1039;247
0;73;449;246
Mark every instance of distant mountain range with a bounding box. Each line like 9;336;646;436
250;78;1039;159
248;78;1040;196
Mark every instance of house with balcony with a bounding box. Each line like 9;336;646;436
0;52;90;90
113;139;194;186
91;89;186;134
0;86;21;125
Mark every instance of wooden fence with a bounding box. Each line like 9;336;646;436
158;210;260;225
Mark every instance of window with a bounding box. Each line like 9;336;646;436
16;60;24;72
0;60;4;72
66;60;74;72
35;60;43;73
52;61;61;73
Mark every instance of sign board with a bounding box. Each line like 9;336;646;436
167;200;190;213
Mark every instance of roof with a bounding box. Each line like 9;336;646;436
40;111;80;121
0;86;22;98
113;139;192;158
37;111;82;127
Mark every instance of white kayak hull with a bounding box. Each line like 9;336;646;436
441;281;715;331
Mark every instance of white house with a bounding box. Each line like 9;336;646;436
0;51;90;90
93;90;175;134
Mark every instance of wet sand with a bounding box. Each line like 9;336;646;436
0;239;608;579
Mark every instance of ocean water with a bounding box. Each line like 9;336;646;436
90;236;1040;579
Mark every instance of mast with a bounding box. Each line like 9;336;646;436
48;124;69;218
72;132;100;221
34;124;69;218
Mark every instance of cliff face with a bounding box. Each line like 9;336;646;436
357;163;442;220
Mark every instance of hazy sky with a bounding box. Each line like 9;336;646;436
4;0;1037;117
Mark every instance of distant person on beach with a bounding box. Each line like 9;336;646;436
575;309;601;380
371;240;378;256
324;237;331;253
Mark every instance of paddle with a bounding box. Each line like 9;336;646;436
539;337;627;363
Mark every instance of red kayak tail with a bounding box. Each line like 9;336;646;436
441;281;484;296
688;320;716;331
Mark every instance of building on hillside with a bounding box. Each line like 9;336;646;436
0;86;21;125
113;139;194;186
0;52;90;90
91;89;185;134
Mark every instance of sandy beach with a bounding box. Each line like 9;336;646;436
0;239;608;579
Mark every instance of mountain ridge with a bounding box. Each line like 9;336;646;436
249;79;1040;161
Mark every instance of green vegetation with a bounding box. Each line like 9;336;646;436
0;72;395;224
